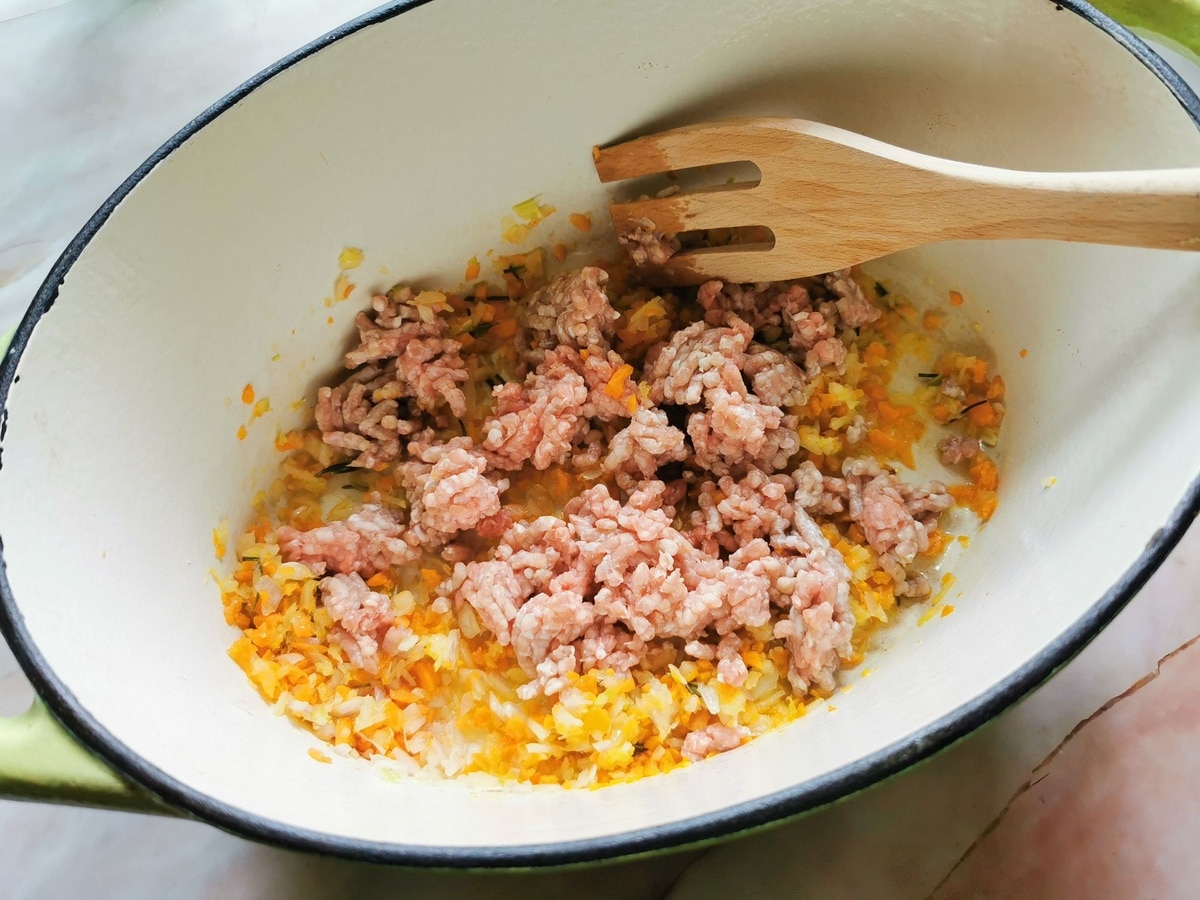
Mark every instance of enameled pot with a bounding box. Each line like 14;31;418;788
2;0;1199;867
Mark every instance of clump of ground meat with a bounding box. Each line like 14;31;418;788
682;723;750;761
277;502;418;577
938;435;981;466
617;220;682;267
314;290;469;468
744;344;810;408
644;318;752;405
320;572;395;672
480;350;590;471
843;457;953;597
604;408;688;491
522;267;619;358
273;251;977;765
396;437;509;546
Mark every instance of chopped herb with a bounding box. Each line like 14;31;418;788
875;283;889;297
319;462;358;476
342;482;369;492
470;321;496;337
485;374;505;387
685;681;701;697
953;399;988;422
917;372;941;379
241;552;260;562
502;264;526;279
633;742;647;754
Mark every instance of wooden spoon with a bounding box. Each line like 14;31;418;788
594;116;1200;284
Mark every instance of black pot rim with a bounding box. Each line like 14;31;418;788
2;0;1199;870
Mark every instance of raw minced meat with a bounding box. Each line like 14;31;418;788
226;245;1003;786
480;352;589;471
276;502;418;577
604;408;688;491
618;220;682;267
319;572;394;672
522;267;618;358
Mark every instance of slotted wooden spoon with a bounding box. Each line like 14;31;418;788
594;116;1200;284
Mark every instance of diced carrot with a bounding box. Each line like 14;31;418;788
923;310;944;330
474;283;489;300
604;364;634;399
949;290;964;306
237;425;248;441
1019;348;1029;359
492;318;517;340
986;375;1005;400
970;458;999;491
553;243;568;261
969;358;988;384
274;431;304;452
464;256;481;281
626;395;638;415
930;403;952;424
569;213;592;232
967;402;1000;428
343;282;356;299
420;568;442;591
366;572;393;591
334;718;353;745
941;605;955;617
924;529;949;557
241;384;255;405
876;401;902;424
412;658;439;693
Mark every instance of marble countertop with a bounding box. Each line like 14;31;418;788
4;2;1200;897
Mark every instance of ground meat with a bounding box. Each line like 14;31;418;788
618;220;681;267
454;559;525;645
688;389;800;476
744;344;809;407
511;591;596;678
390;332;469;417
805;337;847;377
481;351;589;471
696;280;812;335
604;408;688;491
792;461;847;516
314;366;426;469
578;622;646;674
565;484;769;644
319;572;395;673
787;309;836;354
522;267;619;356
692;468;796;551
843;457;953;598
277;502;418;577
553;346;639;422
644;319;753;405
345;292;469;415
681;723;750;761
938;435;981;466
397;438;508;544
728;501;853;694
494;516;585;597
716;633;748;687
518;644;580;700
824;270;881;329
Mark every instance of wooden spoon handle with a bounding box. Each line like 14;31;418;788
930;168;1200;251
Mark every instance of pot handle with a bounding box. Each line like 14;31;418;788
0;699;169;812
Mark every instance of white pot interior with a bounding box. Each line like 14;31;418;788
2;0;1200;856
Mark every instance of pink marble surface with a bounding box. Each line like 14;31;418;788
4;2;1200;898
